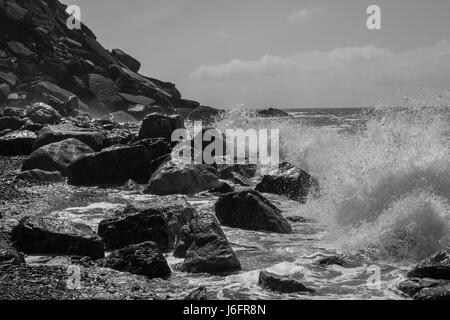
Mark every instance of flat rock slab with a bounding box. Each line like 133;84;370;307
258;270;314;294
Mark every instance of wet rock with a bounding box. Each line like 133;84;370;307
131;138;172;161
413;283;450;300
111;49;141;73
0;116;25;131
11;216;105;259
0;241;25;266
68;144;151;186
17;169;65;182
22;138;94;176
0;130;36;156
145;160;220;195
255;162;319;203
215;189;292;234
138;113;184;140
100;241;171;279
0;71;18;87
217;164;258;180
315;256;347;267
25;103;62;125
33;124;106;151
209;181;235;194
407;250;450;280
255;108;290;118
183;286;208;300
397;278;447;298
258;270;314;294
174;211;241;274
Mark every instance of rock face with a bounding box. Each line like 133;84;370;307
138;113;184;140
255;162;319;203
0;130;36;156
22;138;94;176
145;160;220;195
215;190;292;234
33;124;106;151
174;211;241;274
11;216;104;259
407;250;450;280
0;241;25;265
100;242;171;279
68;144;151;186
258;270;314;294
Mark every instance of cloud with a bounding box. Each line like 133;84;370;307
188;41;450;107
287;8;312;24
215;30;230;39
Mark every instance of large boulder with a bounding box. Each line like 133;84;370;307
407;250;450;280
174;211;241;274
0;130;37;156
255;162;319;203
215;190;292;234
22;138;94;176
100;241;171;279
138;113;184;140
0;241;25;266
11;216;105;259
111;49;141;73
68;144;151;186
144;160;220;195
258;270;314;294
25;103;62;125
33;124;106;151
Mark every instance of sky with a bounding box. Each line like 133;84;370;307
64;0;450;109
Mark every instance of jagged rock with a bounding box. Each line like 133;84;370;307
22;138;94;176
183;286;208;300
174;211;241;274
83;36;117;68
111;49;141;73
33;124;106;151
255;162;319;203
25;102;62;125
255;108;290;118
0;116;25;131
34;81;89;111
11;216;104;259
0;241;25;266
215;189;292;234
17;169;65;182
258;270;314;294
0;130;36;156
145;160;220;195
68;144;151;186
315;256;348;267
100;241;171;279
413;284;450;300
138;113;184;140
407;250;450;280
176;99;200;109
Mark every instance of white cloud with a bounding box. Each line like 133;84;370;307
287;8;312;24
188;41;450;107
215;30;230;39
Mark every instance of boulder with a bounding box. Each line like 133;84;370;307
0;241;25;266
11;216;104;259
25;103;62;125
255;108;290;118
22;138;94;176
68;144;151;186
174;211;241;274
138;113;184;140
215;190;292;234
33;124;106;151
0;130;36;156
255;162;319;203
210;181;235;194
111;49;141;73
145;160;220;195
100;241;171;279
17;169;65;182
217;164;258;180
413;284;450;300
0;116;25;131
3;107;26;118
183;286;208;300
407;250;450;280
258;270;314;294
397;278;447;298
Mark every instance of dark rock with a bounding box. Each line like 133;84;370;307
0;116;25;131
11;216;104;259
87;73;120;105
397;278;447;298
187;106;222;123
33;124;106;151
176;99;200;110
0;71;18;87
0;130;36;156
100;241;171;279
0;241;25;266
21;120;45;133
413;284;450;300
3;107;26;118
34;81;89;112
315;256;347;267
286;216;313;223
17;169;65;182
215;189;292;234
145;160;220;195
131;138;172;161
183;286;208;300
217;164;258;180
25;103;62;125
22;138;94;176
407;250;450;280
138;113;184;140
111;49;141;73
255;108;290;118
174;211;241;274
209;181;235;194
68;144;151;186
258;270;314;294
